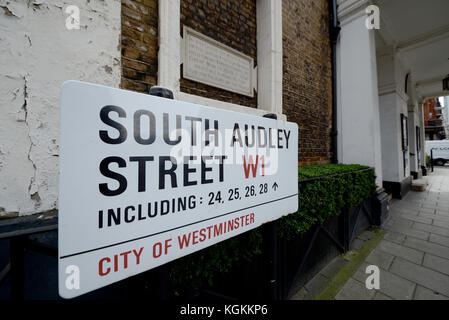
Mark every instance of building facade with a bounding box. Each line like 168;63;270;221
0;0;334;217
336;0;449;198
423;97;446;140
443;96;449;138
0;0;122;217
1;0;449;217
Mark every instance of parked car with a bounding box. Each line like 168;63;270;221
425;140;449;166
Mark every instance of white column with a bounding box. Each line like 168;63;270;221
158;0;180;94
378;91;401;182
408;108;419;174
336;4;383;187
257;0;283;115
407;99;424;176
377;53;411;183
406;73;421;176
418;101;426;167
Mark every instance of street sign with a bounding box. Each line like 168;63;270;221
58;80;298;298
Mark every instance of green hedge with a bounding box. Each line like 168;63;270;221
170;164;376;294
279;164;376;239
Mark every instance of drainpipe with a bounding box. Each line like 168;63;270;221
329;0;340;164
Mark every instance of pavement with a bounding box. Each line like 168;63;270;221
336;166;449;300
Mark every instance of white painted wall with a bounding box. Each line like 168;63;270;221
419;101;426;166
336;10;383;188
377;53;411;182
379;93;401;181
405;72;420;174
397;92;410;179
0;0;121;216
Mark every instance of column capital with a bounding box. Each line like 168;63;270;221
337;0;375;26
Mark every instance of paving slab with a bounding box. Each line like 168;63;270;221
421;204;440;211
358;231;375;241
351;239;365;251
399;213;432;225
404;235;449;260
384;217;404;228
423;254;449;276
421;200;438;207
351;262;370;283
419;212;449;223
429;233;449;248
407;199;424;205
386;223;429;240
437;202;449;208
436;210;449;217
376;269;416;300
290;287;308;300
393;201;422;209
304;273;329;298
414;286;449;300
373;292;393;300
365;249;395;270
433;220;449;229
389;257;449;297
383;231;406;244
419;208;437;214
412;222;449;237
335;278;375;300
352;262;415;300
320;257;348;279
378;240;424;264
393;207;420;215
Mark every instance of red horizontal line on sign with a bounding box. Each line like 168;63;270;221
59;194;298;259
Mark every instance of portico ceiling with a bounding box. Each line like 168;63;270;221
374;0;449;100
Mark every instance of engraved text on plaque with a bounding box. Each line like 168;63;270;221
182;27;255;97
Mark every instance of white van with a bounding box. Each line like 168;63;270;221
425;140;449;166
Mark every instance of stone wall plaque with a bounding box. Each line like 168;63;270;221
182;27;255;97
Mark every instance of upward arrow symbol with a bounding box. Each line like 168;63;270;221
272;182;278;191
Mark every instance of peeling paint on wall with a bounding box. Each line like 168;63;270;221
0;0;121;216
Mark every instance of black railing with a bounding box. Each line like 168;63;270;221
0;211;57;300
278;180;375;299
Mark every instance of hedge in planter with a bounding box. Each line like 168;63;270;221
279;164;376;239
169;164;376;295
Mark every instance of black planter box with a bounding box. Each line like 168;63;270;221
372;189;389;226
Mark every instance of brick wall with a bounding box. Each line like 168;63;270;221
423;98;439;124
282;0;333;166
121;0;158;93
119;0;333;166
180;0;257;108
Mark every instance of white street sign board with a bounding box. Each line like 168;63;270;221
58;81;298;298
